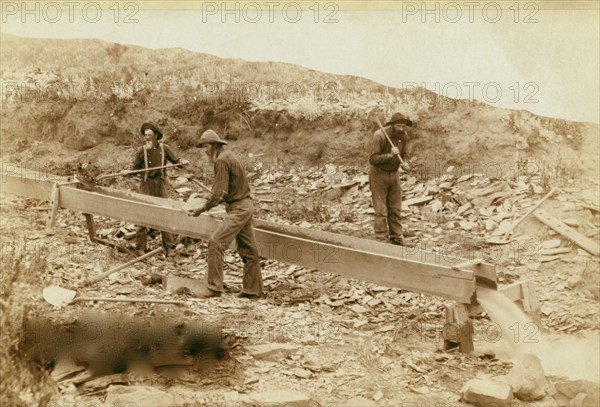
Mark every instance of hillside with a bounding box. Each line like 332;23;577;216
0;32;598;183
1;33;600;406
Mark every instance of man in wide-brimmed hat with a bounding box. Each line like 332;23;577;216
132;122;189;257
188;129;264;299
368;112;413;246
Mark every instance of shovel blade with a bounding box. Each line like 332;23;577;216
43;286;76;307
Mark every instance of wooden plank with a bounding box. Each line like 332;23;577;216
3;172;489;276
69;186;478;301
497;281;523;303
93;184;498;285
521;281;541;315
2;173;478;303
255;229;477;302
253;219;497;285
533;209;600;256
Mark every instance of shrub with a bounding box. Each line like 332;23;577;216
1;251;56;406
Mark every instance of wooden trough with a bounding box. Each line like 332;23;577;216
1;166;540;352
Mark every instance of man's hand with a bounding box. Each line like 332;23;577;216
401;162;411;172
180;159;190;165
187;207;205;217
391;146;400;155
119;169;131;176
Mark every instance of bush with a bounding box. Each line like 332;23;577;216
0;251;56;406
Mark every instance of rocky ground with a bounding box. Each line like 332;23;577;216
1;155;599;406
2;33;599;407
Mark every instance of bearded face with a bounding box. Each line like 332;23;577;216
391;123;408;137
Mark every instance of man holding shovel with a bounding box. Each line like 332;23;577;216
131;122;189;257
187;129;264;300
369;113;413;246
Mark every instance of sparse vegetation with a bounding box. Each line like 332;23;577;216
0;250;55;406
538;155;583;190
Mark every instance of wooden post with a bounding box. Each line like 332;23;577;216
45;184;60;230
443;304;474;353
520;280;542;325
84;213;97;242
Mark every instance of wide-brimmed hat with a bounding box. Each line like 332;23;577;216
197;129;228;146
140;122;163;140
385;113;413;127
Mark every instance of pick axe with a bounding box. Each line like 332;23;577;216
375;117;408;168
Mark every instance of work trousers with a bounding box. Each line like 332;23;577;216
369;166;403;242
206;198;264;295
135;177;174;250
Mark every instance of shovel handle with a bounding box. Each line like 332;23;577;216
503;186;558;237
98;163;187;181
84;247;164;285
191;178;212;193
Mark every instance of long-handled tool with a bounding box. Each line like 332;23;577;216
191;178;212;193
375;116;406;165
97;163;187;181
42;285;184;308
84;247;164;285
486;186;558;245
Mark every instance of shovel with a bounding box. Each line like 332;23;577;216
42;286;184;308
84;247;164;285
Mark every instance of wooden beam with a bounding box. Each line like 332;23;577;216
2;173;478;303
91;183;496;287
253;220;497;288
533;209;600;256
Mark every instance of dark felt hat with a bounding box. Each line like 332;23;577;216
140;122;163;140
197;129;228;146
385;113;413;127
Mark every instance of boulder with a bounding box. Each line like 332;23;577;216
104;385;174;407
506;353;547;400
461;378;513;406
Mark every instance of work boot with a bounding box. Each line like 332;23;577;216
165;248;176;257
197;288;222;299
390;236;416;248
135;248;146;257
389;237;403;246
238;291;265;300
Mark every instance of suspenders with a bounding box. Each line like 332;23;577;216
142;143;166;181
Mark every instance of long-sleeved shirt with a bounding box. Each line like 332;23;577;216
203;150;251;211
132;143;180;179
368;127;408;172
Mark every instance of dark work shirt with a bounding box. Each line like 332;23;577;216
368;128;408;172
132;143;179;179
204;150;251;211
